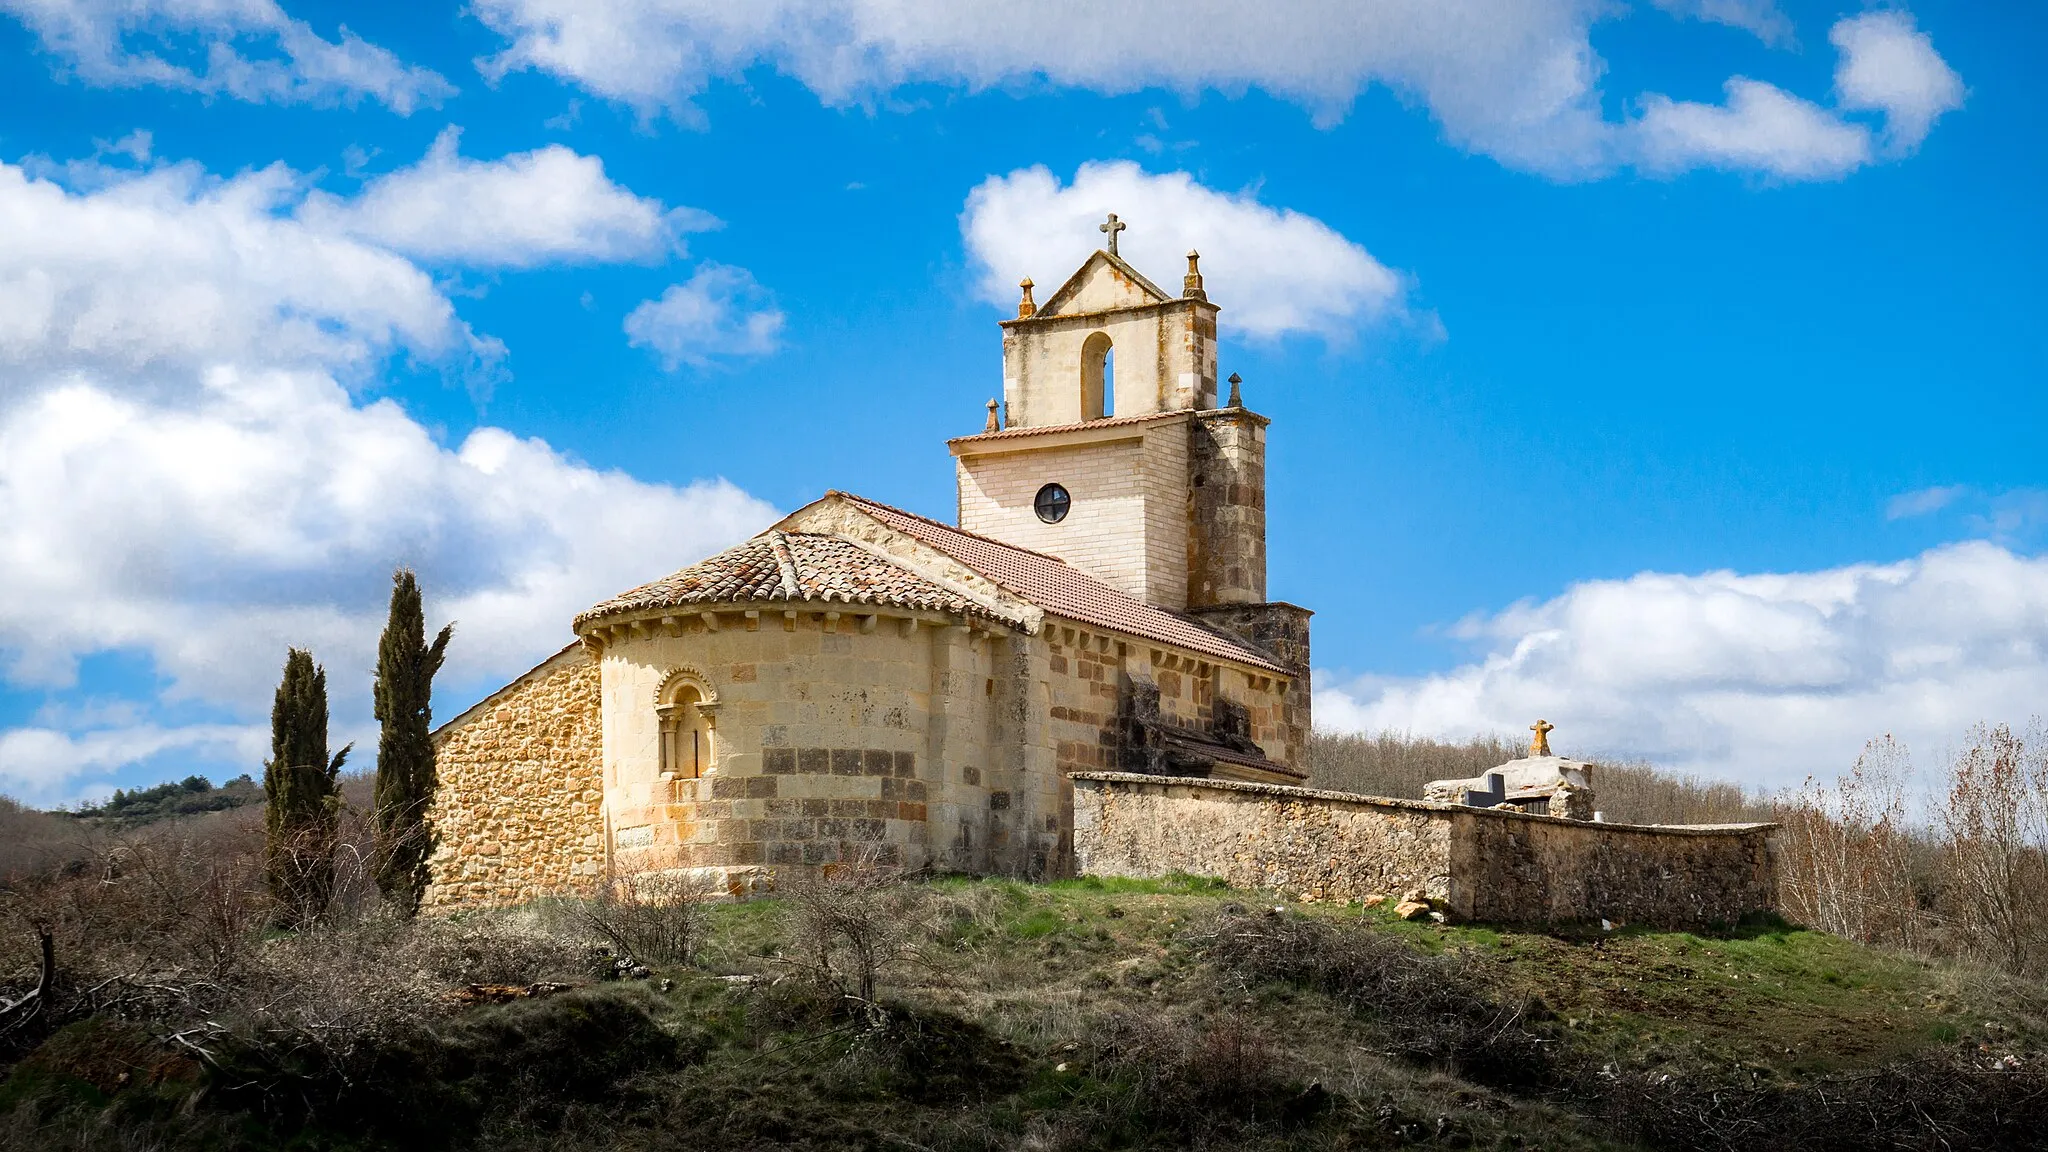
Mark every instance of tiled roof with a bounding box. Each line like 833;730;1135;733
833;493;1290;674
575;531;994;628
947;410;1186;446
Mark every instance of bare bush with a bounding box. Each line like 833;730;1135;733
1775;736;1926;951
1307;729;1526;798
575;871;707;968
1197;909;1552;1085
1593;759;1774;825
1308;729;1773;824
1938;720;2048;977
779;851;938;1004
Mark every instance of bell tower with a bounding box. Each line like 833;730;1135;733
947;217;1269;613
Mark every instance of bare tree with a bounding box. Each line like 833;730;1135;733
1938;721;2048;976
1776;736;1924;950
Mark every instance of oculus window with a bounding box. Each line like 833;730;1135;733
1034;483;1071;523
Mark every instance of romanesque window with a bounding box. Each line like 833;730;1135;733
1080;331;1114;420
658;682;713;779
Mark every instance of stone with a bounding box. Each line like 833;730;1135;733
1394;900;1433;921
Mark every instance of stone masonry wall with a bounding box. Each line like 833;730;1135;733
1073;773;1453;902
1450;812;1778;927
422;645;605;910
1072;773;1779;927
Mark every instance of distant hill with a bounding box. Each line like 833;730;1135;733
60;774;264;828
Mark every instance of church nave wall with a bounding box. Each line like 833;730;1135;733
421;645;605;910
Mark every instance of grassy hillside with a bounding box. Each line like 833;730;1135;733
5;874;2043;1151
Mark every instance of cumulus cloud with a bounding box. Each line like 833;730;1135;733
472;1;1962;182
1831;10;1965;151
472;0;1616;175
624;263;785;368
0;723;265;808
302;127;720;268
961;161;1406;341
0;152;779;803
0;158;481;378
0;0;454;113
1315;542;2048;792
1626;11;1963;180
1633;78;1872;180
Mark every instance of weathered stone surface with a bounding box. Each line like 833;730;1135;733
1072;773;1777;928
421;645;604;910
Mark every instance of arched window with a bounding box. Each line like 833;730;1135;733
1080;331;1114;420
658;682;713;779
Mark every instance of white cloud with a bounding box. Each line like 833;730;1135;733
472;1;1962;182
0;0;454;113
624;263;785;368
1625;11;1964;180
1315;542;2048;792
1831;10;1964;152
1887;484;1967;520
0;152;780;803
1651;0;1794;46
0;158;482;378
473;0;1617;176
1633;77;1872;180
960;161;1406;341
302;127;719;269
0;723;264;808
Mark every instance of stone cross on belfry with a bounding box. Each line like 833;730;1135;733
1099;212;1126;255
1530;719;1556;757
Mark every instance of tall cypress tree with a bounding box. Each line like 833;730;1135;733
263;648;349;928
372;569;453;916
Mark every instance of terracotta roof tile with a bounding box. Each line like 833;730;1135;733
835;493;1289;674
575;532;992;628
947;410;1185;445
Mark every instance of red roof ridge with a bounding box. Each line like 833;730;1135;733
825;490;1073;566
946;409;1188;445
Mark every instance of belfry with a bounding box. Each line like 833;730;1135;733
421;222;1312;906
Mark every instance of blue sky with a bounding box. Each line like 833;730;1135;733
0;0;2041;805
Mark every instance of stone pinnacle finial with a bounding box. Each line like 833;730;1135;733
1099;212;1126;255
1530;719;1555;757
985;398;1001;433
1183;249;1207;301
1017;277;1036;318
1227;372;1242;407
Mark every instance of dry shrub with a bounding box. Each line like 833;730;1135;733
1594;1048;2048;1152
1775;736;1925;951
1308;729;1773;824
996;1009;1330;1149
1198;910;1553;1085
779;850;938;1004
575;871;707;968
1307;730;1526;799
1938;720;2048;977
1591;759;1774;825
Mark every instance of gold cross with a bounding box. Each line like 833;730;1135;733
1530;719;1555;757
1099;212;1126;255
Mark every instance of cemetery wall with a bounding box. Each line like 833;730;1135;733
1070;772;1777;927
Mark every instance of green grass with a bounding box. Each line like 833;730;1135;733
7;876;2045;1151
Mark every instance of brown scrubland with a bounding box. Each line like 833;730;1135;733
1;729;2045;1150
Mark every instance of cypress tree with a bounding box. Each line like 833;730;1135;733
263;648;349;928
372;569;453;916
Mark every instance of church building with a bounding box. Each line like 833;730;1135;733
422;225;1314;907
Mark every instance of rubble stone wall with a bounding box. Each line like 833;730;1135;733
1071;772;1778;927
422;645;605;910
1072;773;1454;902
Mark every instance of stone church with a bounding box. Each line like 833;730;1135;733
421;227;1317;907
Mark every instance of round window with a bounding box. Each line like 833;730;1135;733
1034;483;1071;524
